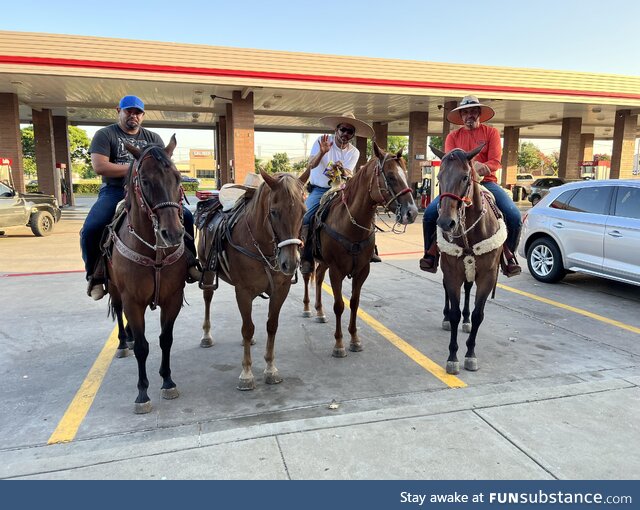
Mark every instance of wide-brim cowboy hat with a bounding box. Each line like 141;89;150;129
447;95;495;125
319;112;375;138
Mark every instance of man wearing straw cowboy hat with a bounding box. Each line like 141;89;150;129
298;112;376;275
419;95;522;277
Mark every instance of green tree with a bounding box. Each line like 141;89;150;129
366;136;409;163
429;135;443;152
268;152;292;173
293;158;309;172
21;126;35;159
518;142;544;172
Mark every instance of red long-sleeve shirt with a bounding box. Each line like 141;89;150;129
444;124;502;184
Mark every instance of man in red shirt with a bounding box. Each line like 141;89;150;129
419;95;522;277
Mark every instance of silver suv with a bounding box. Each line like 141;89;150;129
518;179;640;286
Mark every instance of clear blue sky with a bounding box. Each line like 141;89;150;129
5;0;639;158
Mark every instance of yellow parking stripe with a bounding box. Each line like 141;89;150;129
322;283;466;388
47;325;119;444
497;284;640;335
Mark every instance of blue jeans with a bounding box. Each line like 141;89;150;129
422;181;522;252
303;185;330;225
80;185;196;277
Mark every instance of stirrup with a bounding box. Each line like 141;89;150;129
419;255;438;273
87;278;106;300
370;253;382;263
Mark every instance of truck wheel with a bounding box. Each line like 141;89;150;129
30;210;55;236
526;237;566;283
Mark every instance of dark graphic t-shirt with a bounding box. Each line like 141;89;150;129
89;124;164;187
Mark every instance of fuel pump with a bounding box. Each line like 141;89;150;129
419;160;440;209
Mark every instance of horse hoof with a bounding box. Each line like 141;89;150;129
315;315;328;323
115;348;130;359
464;357;478;371
446;361;460;375
265;373;283;385
332;347;347;358
126;341;134;350
134;401;152;414
442;320;451;331
302;310;312;318
161;387;179;400
200;337;214;348
237;379;255;391
462;322;472;333
349;343;363;352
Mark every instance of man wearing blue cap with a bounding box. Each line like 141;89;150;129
80;95;200;300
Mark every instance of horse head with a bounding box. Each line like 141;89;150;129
430;144;483;233
259;170;306;276
125;134;185;248
372;142;419;225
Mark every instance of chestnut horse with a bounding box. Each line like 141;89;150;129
107;136;188;413
197;172;305;390
430;145;507;375
302;143;418;357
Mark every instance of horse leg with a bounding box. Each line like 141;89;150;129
200;278;215;348
314;262;329;323
443;281;462;375
347;265;370;352
158;297;181;400
302;272;312;318
462;280;473;333
123;303;152;414
110;290;130;358
464;274;495;372
328;269;346;358
235;288;256;390
263;282;291;385
442;280;451;331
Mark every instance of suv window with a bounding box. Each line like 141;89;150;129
565;186;613;215
613;186;640;220
550;190;578;209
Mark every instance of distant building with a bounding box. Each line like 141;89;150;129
176;149;216;179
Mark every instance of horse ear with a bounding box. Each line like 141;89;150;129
125;143;141;159
260;170;276;189
373;141;384;159
165;134;177;158
429;145;445;160
396;147;404;159
466;143;485;161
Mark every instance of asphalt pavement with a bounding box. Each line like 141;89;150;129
0;195;638;480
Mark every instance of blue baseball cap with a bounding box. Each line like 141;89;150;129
118;95;145;111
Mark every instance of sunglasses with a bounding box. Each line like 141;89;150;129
338;127;355;135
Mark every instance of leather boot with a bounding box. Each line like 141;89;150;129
419;223;439;273
185;250;203;283
86;257;106;300
501;244;522;277
370;245;381;263
300;224;314;274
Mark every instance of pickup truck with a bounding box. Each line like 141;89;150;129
0;178;62;236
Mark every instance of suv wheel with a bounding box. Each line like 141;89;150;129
30;210;55;236
526;238;566;283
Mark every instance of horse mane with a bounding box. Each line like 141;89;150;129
341;157;376;202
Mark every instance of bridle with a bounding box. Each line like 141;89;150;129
370;153;412;211
129;145;185;250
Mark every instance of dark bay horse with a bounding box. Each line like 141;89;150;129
107;136;188;414
302;143;418;357
430;145;507;375
197;172;305;390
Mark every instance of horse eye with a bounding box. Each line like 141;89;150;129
270;209;278;217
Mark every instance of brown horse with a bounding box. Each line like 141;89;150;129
106;136;188;414
197;171;305;390
430;145;507;375
302;142;419;357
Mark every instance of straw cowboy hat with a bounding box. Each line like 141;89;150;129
319;112;375;138
447;96;495;125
